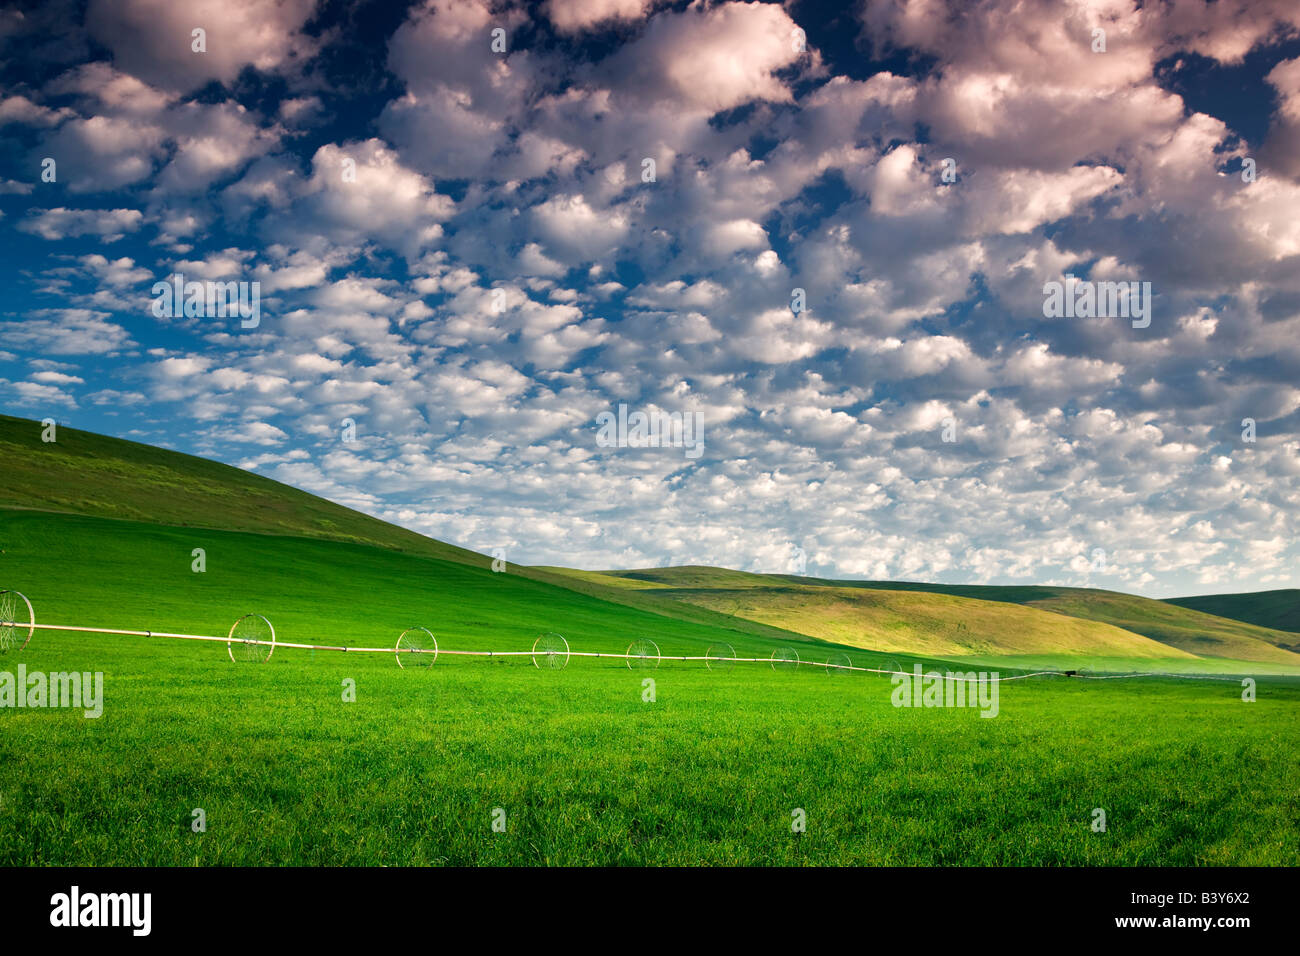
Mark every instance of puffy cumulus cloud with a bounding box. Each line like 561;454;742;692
169;248;254;280
308;277;403;314
603;1;805;114
387;0;528;98
0;94;74;127
1261;57;1300;180
1000;343;1124;394
863;0;1300;80
29;370;86;386
77;254;154;288
379;0;536;179
1153;0;1300;64
853;1;1270;177
380;89;508;181
251;248;338;294
154;101;282;193
862;0;1152;89
728;308;836;364
863;145;945;217
873;335;979;379
3;0;1299;596
40;114;167;191
530;194;630;262
274;140;456;259
702;219;770;256
47;62;172;115
19;207;144;241
963;165;1123;235
34;64;280;195
213;421;290;445
0;309;133;354
0;378;80;407
545;0;658;33
84;0;318;92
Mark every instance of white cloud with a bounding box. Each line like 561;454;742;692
605;1;804;114
85;0;318;92
0;309;133;354
19;207;144;241
546;0;656;32
0;94;73;126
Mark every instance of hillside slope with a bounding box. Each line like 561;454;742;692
633;583;1197;662
542;567;1293;671
7;414;1294;671
2;509;844;663
1165;590;1300;635
0;414;486;567
595;568;1300;669
0;416;918;663
755;576;1300;666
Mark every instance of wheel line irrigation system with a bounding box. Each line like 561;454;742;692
0;589;1254;683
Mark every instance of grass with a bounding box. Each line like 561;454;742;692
5;628;1299;865
1165;589;1300;638
2;416;1298;865
2;510;1299;865
0;511;864;661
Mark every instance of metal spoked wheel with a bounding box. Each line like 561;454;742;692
625;639;661;670
825;651;853;674
227;613;275;663
880;658;905;678
0;590;34;654
532;632;570;670
705;643;736;671
771;647;800;671
396;626;438;669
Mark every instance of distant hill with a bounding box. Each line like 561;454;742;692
597;574;1198;662
1164;590;1300;636
590;568;1300;669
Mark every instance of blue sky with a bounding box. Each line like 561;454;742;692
2;0;1299;597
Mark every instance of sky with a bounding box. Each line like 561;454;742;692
1;0;1298;597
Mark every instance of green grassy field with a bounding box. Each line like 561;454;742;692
2;415;1298;865
7;634;1298;865
2;510;1298;865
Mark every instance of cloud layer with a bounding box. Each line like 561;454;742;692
1;0;1298;597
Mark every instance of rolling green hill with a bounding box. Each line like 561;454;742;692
0;415;910;669
0;414;486;567
591;569;1300;670
767;576;1300;667
4;413;1296;671
0;510;828;664
1165;590;1300;636
611;580;1197;663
